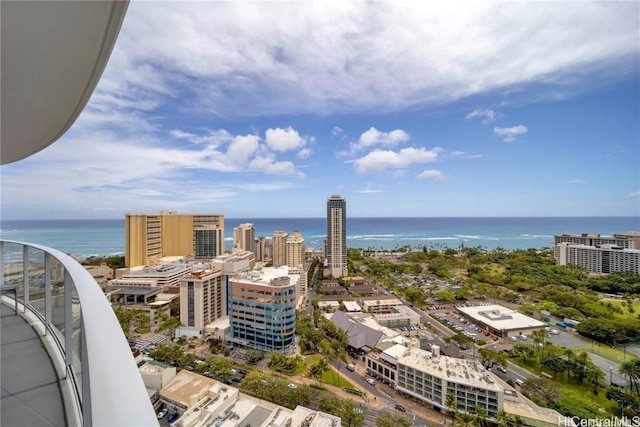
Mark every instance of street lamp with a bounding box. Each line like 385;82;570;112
610;367;613;385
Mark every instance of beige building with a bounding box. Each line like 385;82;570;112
285;231;305;268
326;195;347;278
255;236;271;262
125;211;224;267
272;230;288;266
233;223;255;254
180;269;226;333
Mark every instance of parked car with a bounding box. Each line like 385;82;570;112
394;404;406;412
366;378;375;385
515;378;524;386
288;383;298;389
168;413;179;422
496;366;507;373
157;408;168;419
346;363;355;371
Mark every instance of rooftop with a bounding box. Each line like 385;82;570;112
457;304;545;331
393;344;503;392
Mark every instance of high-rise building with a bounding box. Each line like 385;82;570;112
255;236;270;262
228;267;297;353
326;195;347;278
194;224;224;259
233;223;256;254
180;269;226;332
285;231;305;268
272;230;289;267
556;242;640;274
125;211;224;267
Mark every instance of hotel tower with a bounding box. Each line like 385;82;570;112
125;211;224;267
326;195;347;278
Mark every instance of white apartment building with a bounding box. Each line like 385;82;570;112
180;269;226;334
326;195;347;278
554;232;640;250
233;223;256;254
556;242;640;274
366;344;504;419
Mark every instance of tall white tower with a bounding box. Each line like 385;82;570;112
326;195;347;277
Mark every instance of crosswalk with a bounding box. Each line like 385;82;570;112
131;333;171;351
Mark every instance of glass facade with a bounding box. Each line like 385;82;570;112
228;277;296;353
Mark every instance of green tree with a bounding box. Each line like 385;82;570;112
445;392;458;424
339;399;366;427
376;411;411;427
618;359;640;395
309;358;329;384
245;349;264;364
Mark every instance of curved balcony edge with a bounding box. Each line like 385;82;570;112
1;240;159;426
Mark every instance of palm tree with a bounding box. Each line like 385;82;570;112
309;358;329;384
510;415;525;427
586;364;605;394
454;412;475;427
445;392;458;424
495;410;510;427
574;351;590;383
563;348;575;381
531;328;549;359
472;405;487;427
618;359;640;395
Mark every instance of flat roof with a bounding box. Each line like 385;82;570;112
343;301;361;312
393;345;503;392
160;370;217;409
457;304;545;331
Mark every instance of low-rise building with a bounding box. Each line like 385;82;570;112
456;304;545;338
367;344;503;418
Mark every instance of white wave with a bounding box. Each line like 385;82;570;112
454;234;481;239
350;234;395;239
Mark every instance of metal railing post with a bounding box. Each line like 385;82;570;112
64;269;73;368
45;253;52;335
23;245;29;311
0;241;4;287
82;326;91;427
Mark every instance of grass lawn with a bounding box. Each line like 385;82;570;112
602;299;640;320
304;356;357;389
510;357;618;417
572;344;638;363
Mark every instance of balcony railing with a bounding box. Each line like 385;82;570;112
0;240;158;426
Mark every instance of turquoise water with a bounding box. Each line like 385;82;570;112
1;217;638;258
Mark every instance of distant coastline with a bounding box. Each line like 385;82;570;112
1;216;638;259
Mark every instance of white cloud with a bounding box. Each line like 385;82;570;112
225;134;261;165
354;147;442;173
332;126;344;136
466;108;501;124
100;1;638;117
567;179;588;184
493;125;528;142
297;148;311;159
265;127;307;152
417;169;445;180
356;127;411;150
356;189;384;193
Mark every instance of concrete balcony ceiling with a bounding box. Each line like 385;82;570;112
0;1;129;165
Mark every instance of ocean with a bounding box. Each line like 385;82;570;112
1;217;638;259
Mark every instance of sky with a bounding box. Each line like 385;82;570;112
1;1;639;219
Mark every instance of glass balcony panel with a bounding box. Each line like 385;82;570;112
50;258;66;345
3;242;25;300
71;282;83;398
28;248;47;315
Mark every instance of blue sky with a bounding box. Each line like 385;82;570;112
2;1;639;219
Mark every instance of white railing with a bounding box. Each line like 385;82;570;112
0;240;158;426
